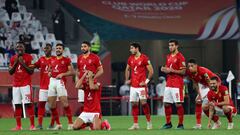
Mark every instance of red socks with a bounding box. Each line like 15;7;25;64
164;105;172;124
37;101;46;126
132;104;139;123
177;105;184;125
195;104;202;124
26;104;35;126
51;108;61;125
224;111;232;123
142;103;151;122
203;109;219;122
15;105;22;127
64;106;73;124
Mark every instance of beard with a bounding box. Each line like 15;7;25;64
130;51;136;55
210;86;217;91
170;49;176;53
56;52;62;56
82;50;89;54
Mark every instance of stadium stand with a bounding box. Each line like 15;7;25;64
0;0;78;68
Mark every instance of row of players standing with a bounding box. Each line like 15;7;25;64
9;41;110;130
8;39;236;131
124;40;236;130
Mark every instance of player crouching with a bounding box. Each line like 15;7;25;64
73;71;111;130
203;76;237;130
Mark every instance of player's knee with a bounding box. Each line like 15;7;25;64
202;105;208;110
209;105;214;110
131;102;138;106
195;100;202;105
164;103;171;107
222;106;230;113
62;102;69;107
175;103;182;107
140;100;147;105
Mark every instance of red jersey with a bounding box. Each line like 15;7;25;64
127;54;150;88
207;85;234;108
186;66;220;87
83;82;102;113
77;53;101;78
10;53;33;87
34;56;55;90
49;56;71;84
165;52;185;88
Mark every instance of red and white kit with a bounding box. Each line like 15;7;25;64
163;52;186;103
127;54;150;102
48;56;71;97
10;53;33;104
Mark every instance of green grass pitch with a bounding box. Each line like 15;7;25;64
0;115;239;135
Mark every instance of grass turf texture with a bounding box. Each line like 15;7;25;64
0;115;239;135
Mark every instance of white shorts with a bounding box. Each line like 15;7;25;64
130;87;148;102
163;87;184;103
197;84;210;105
78;112;100;123
199;83;210;99
78;89;84;102
12;85;32;104
214;105;237;116
39;89;48;101
48;78;67;97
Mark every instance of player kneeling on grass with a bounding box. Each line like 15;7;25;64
203;76;237;130
73;71;111;130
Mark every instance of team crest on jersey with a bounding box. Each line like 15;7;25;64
61;61;64;64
